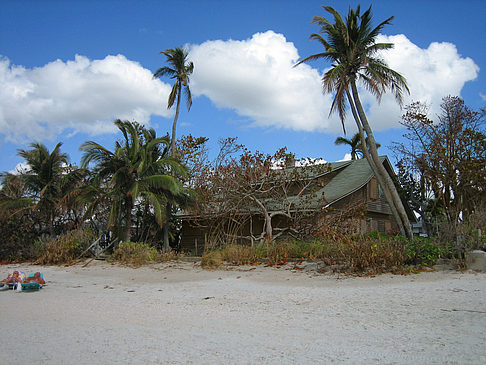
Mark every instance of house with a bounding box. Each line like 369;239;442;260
178;156;416;254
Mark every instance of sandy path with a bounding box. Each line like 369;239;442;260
1;261;485;364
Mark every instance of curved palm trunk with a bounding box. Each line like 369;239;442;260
346;90;406;236
170;87;182;157
163;86;182;251
349;83;413;240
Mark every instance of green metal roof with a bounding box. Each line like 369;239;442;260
320;157;379;206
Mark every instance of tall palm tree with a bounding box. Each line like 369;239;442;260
335;133;381;160
153;47;194;157
80;120;191;244
297;5;413;239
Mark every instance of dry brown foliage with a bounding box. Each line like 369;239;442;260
35;229;95;265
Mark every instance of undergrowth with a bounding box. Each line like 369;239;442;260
110;241;157;267
201;233;449;274
35;228;95;265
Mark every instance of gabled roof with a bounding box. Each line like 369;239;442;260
321;157;380;206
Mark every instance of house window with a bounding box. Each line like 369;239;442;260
378;220;385;233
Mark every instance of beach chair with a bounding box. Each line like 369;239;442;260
1;272;26;290
21;282;43;291
21;272;45;291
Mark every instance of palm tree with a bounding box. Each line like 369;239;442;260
80;120;191;244
335;134;361;160
153;47;194;157
16;143;83;235
297;5;413;239
335;133;381;160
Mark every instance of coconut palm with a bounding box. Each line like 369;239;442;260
335;133;381;160
13;143;84;235
335;134;361;160
153;47;194;156
80;120;191;244
297;5;413;239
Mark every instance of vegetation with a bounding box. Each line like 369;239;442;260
394;97;485;239
153;46;194;156
334;133;380;160
35;228;96;265
153;46;194;250
110;241;158;267
200;232;450;274
79;120;192;244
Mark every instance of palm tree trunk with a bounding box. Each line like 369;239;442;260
350;82;413;240
163;87;182;251
162;202;171;251
346;90;407;237
170;87;182;157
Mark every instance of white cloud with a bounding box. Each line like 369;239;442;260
480;93;486;101
8;162;30;175
362;35;479;130
189;31;341;132
190;31;479;133
338;153;352;162
0;54;172;143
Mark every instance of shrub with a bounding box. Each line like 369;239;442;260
201;250;223;269
320;233;407;274
219;245;256;265
156;250;180;263
110;241;157;267
406;238;450;266
35;228;95;265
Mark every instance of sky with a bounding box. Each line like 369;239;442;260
1;0;485;173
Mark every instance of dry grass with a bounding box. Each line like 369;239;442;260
201;250;223;269
156;250;180;263
219;245;256;265
110;241;157;267
320;234;408;274
35;229;95;265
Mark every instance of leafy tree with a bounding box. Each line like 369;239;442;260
296;5;412;239
153;47;194;156
80;120;191;244
394;96;486;233
0;174;40;260
188;140;328;245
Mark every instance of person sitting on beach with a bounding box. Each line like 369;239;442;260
23;272;46;285
1;271;25;283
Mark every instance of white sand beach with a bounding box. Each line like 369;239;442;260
1;261;485;364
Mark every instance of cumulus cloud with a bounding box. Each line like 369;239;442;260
190;31;479;133
189;31;341;132
0;54;172;142
362;35;479;130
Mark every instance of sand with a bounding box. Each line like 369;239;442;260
1;261;485;364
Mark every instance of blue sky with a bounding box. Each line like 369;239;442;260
1;0;485;173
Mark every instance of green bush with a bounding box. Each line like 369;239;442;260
406;238;450;266
110;241;157;267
